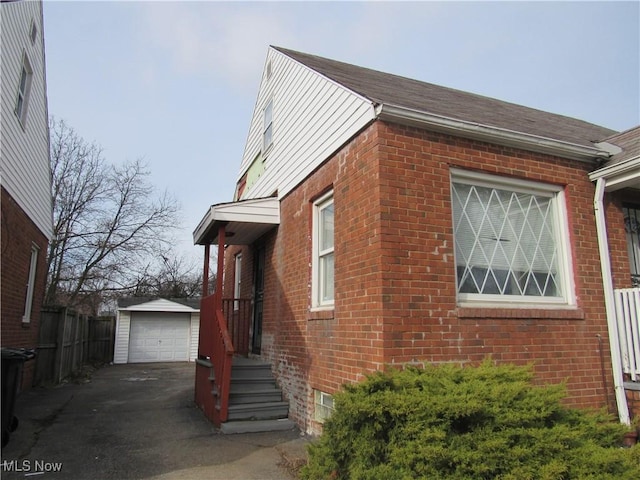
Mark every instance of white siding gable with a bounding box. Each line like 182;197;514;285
120;298;199;313
237;47;376;200
0;0;52;239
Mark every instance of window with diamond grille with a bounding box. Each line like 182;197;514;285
451;170;570;303
623;205;640;287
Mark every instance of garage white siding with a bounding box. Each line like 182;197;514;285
114;299;200;364
128;312;190;363
113;311;131;364
190;313;200;362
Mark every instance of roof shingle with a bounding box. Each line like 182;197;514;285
274;46;617;149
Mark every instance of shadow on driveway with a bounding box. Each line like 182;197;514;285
1;363;308;479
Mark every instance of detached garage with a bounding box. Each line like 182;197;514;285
114;298;200;364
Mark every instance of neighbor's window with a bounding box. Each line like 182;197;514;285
314;389;334;423
451;169;572;305
22;244;39;323
263;99;273;153
15;52;33;125
623;205;640;287
234;253;242;310
312;192;334;308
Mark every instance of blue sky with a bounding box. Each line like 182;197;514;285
42;1;640;263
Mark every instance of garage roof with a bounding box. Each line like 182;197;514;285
118;297;200;312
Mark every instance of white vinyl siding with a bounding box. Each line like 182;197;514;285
236;47;375;200
189;313;200;362
451;169;574;306
0;0;52;240
114;311;131;364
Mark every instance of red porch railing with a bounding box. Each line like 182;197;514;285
199;292;235;425
222;298;252;356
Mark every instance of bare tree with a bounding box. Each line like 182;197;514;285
125;249;204;299
46;118;180;311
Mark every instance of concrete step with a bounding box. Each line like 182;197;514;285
226;401;289;421
229;387;283;405
220;418;296;434
230;376;277;388
231;363;273;379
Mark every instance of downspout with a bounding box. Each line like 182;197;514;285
593;177;630;424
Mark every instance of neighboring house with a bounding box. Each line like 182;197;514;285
113;298;200;364
0;0;53;388
193;46;640;434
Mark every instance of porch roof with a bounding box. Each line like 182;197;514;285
193;196;280;245
589;126;640;192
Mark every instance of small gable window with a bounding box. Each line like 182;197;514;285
29;19;38;45
15;52;33;126
263;99;273;153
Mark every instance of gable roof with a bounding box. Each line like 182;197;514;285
601;126;640;166
273;46;616;153
117;297;200;311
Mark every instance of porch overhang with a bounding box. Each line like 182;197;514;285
588;156;640;192
193;196;280;246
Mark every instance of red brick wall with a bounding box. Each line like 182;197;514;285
222;121;628;433
374;122;615;412
1;187;49;388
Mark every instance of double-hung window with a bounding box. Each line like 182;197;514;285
22;244;39;323
234;253;242;310
15;53;33;125
451;169;573;306
312;192;334;308
263;99;273;153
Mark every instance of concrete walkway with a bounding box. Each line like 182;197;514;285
1;363;310;479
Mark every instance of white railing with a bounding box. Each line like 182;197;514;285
614;287;640;381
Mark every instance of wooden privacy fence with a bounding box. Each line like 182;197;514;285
34;307;115;385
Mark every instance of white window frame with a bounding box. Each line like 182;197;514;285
314;389;334;423
450;169;575;307
312;192;334;309
623;205;640;287
234;253;242;311
263;99;273;154
15;52;33;126
22;244;39;323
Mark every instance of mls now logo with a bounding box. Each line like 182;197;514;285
1;459;63;473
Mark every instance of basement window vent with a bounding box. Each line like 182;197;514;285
314;390;334;423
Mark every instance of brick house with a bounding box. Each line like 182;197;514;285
0;0;53;389
193;46;640;434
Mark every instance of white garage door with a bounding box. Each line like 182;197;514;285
128;312;190;363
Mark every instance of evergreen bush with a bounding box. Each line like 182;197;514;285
301;361;640;480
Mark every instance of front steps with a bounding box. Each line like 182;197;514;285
216;357;295;434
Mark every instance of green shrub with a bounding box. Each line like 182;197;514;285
301;361;640;480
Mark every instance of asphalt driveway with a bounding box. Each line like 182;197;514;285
1;363;308;479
